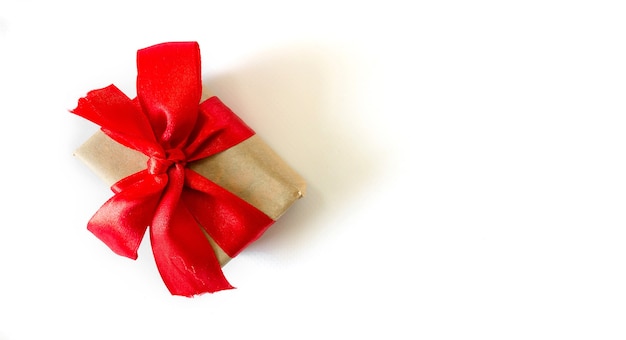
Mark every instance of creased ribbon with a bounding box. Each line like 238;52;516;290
72;42;274;296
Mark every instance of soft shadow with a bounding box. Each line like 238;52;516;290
0;16;8;37
203;45;382;257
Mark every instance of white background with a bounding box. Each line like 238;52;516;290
1;1;626;339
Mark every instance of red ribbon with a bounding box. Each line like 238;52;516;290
72;42;274;296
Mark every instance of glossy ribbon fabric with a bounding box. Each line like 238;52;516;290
72;42;274;296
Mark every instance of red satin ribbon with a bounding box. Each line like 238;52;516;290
72;42;274;296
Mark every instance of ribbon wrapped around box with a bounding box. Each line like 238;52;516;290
71;41;305;297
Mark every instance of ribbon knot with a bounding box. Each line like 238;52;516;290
147;149;186;175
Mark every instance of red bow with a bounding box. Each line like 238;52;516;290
72;42;274;296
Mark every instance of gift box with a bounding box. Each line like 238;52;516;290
71;42;305;297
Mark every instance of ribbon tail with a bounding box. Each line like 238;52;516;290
149;164;232;296
150;202;233;296
183;169;275;257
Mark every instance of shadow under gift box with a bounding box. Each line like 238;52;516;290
74;95;306;266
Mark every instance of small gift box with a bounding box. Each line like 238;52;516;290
71;42;305;297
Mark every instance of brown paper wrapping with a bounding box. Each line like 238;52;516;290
74;102;306;266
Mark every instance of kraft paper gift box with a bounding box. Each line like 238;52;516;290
71;41;305;296
74;101;306;265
